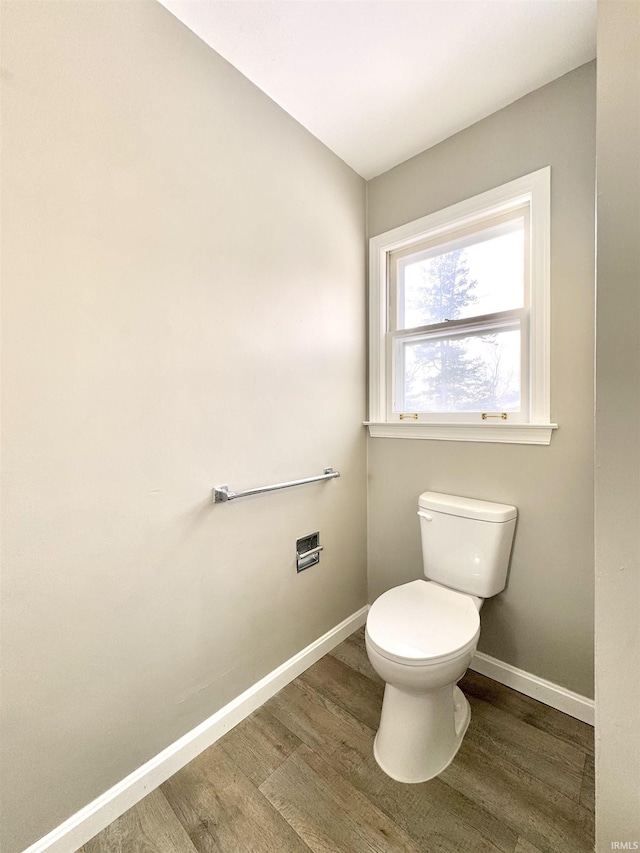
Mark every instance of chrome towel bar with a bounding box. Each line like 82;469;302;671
213;468;340;504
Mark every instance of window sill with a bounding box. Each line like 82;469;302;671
364;421;557;445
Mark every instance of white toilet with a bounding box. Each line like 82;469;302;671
365;491;517;784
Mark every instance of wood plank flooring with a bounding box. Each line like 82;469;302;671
78;628;594;853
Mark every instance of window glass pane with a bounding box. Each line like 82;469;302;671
398;218;524;330
397;329;521;413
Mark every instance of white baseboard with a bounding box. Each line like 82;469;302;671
22;606;368;853
470;651;595;726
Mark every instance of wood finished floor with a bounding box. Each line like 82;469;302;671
78;628;594;853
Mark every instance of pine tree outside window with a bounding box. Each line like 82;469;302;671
367;169;556;444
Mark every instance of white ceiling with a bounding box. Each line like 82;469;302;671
157;0;596;179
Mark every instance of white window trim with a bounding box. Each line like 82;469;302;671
366;167;557;445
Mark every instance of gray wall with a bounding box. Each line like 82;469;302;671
0;2;367;850
595;0;640;845
367;63;595;698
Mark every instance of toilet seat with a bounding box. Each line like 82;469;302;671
367;579;480;666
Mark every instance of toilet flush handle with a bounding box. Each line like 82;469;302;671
417;511;433;522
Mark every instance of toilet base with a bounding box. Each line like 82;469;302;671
373;684;470;784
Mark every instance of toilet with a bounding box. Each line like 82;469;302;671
365;491;517;784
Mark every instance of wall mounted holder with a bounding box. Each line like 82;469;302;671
213;468;340;504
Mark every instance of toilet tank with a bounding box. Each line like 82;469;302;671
418;492;517;598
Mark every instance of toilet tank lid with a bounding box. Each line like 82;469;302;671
418;491;517;523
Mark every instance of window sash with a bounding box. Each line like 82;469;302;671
386;206;531;422
387;309;530;422
389;206;530;334
389;308;525;342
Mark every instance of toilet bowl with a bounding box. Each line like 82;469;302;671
366;578;481;783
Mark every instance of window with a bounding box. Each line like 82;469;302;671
367;168;556;444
